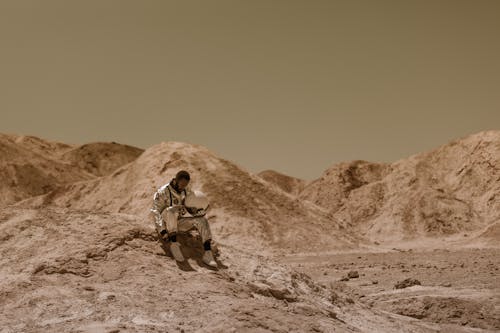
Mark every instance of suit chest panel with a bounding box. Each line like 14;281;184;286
168;186;186;205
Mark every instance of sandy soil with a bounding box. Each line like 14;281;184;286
281;248;500;332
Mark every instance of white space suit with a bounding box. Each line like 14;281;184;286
150;179;212;244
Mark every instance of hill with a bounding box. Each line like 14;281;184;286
257;169;309;195
25;141;355;253
0;134;143;208
300;130;500;243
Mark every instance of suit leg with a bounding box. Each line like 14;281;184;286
178;216;212;244
163;210;179;234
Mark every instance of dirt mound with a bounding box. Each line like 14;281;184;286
257;169;309;195
0;134;144;208
24;141;355;253
0;134;92;207
61;142;144;176
300;130;500;242
299;160;390;213
386;296;500;330
8;134;76;157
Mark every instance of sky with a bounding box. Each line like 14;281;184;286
0;0;499;180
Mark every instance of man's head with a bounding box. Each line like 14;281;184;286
173;170;190;192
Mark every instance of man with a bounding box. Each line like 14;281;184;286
150;170;217;267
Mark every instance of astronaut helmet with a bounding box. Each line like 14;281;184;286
184;190;210;216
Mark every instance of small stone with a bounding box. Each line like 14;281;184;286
347;270;359;278
394;278;421;289
329;291;339;303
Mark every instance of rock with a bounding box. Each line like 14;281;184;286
292;303;319;316
394;278;421;289
327;310;337;319
345;297;355;304
269;286;298;302
440;282;452;287
247;281;298;302
329;291;339;303
347;270;359;278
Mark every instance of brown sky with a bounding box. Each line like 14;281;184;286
0;0;499;180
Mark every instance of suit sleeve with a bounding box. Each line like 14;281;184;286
178;186;192;216
150;189;170;232
183;187;208;217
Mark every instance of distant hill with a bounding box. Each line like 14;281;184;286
300;130;500;242
0;134;143;207
2;130;498;248
257;169;309;196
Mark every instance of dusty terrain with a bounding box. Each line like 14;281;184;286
283;247;500;332
0;130;499;332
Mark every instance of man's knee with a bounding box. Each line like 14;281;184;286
162;210;176;220
198;217;212;235
163;211;179;229
197;216;209;228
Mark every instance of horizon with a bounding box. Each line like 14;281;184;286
2;128;497;181
1;0;499;180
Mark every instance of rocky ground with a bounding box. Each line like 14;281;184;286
1;206;455;333
1;130;499;332
282;247;500;332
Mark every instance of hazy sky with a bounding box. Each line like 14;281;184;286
1;0;499;180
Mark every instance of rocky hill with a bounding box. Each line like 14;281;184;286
0;134;143;208
300;130;500;243
257;169;309;195
23;141;354;253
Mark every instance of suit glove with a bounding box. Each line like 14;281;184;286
159;229;169;240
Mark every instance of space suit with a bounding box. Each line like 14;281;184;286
150;179;212;244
